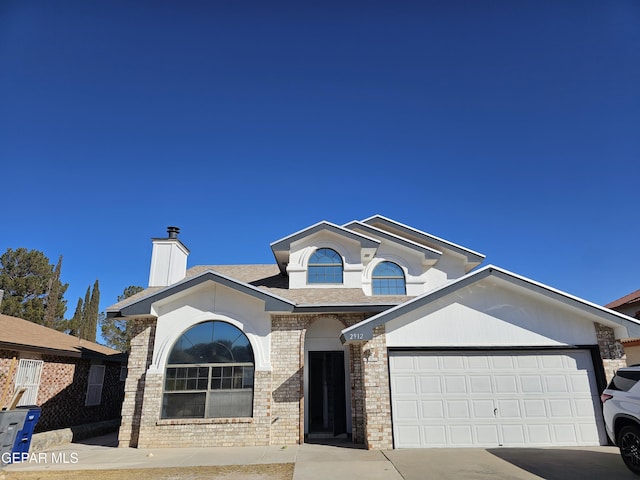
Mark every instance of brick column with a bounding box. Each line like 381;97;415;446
118;316;157;448
595;322;627;383
361;325;393;449
270;315;306;445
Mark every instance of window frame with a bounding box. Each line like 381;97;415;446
372;261;406;295
85;364;106;406
307;247;344;284
161;321;255;420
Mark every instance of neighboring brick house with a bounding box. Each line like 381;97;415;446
107;217;640;450
606;289;640;366
0;313;126;433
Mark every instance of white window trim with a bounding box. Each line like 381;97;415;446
86;364;105;406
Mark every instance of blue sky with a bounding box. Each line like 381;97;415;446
1;1;638;344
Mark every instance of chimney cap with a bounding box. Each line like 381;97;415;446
167;226;180;239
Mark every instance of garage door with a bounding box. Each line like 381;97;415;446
389;350;606;448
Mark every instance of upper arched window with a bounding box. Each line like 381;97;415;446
308;248;343;284
372;261;406;295
162;321;254;419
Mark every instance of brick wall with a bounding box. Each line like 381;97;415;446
0;348;124;432
135;370;272;448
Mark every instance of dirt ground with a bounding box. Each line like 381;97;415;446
0;463;295;480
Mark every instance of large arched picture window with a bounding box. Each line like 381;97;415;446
372;261;406;295
308;248;343;284
162;321;254;419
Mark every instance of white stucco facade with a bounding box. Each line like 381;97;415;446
147;281;273;374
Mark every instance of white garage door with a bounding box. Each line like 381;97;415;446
389;350;606;448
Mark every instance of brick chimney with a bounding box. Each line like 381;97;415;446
148;226;190;287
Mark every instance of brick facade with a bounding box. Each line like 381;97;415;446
120;316;622;450
121;312;392;448
0;348;124;432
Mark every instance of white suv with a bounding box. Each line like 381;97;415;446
602;366;640;475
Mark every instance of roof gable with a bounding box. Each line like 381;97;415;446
109;269;296;318
341;264;640;343
270;220;380;274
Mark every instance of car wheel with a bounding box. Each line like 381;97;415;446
619;425;640;475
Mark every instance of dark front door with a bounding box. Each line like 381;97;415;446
308;351;346;436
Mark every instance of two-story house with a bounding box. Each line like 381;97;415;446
106;216;640;450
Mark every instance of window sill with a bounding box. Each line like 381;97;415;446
157;417;254;426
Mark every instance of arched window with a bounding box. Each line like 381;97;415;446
308;248;343;284
372;261;406;295
162;321;254;419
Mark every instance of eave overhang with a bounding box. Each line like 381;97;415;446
107;270;296;318
0;341;126;362
343;220;442;265
270;221;381;274
341;264;640;343
361;214;485;270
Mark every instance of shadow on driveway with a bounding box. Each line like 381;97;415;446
385;447;637;480
487;447;637;480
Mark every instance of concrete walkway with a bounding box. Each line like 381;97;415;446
2;432;638;479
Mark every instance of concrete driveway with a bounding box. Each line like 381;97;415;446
3;432;638;480
383;446;638;480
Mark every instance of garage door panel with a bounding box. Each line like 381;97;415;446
395;400;419;419
548;399;572;417
424;426;446;446
515;355;539;369
447;400;471;419
450;425;473;445
520;375;544;393
501;424;526;444
496;399;521;418
469;375;492;393
527;424;551;443
421;400;444;418
546;376;569;393
444;376;467;393
522;399;547;417
468;356;490;369
393;376;417;394
419;375;441;394
442;356;465;369
494;375;518;393
476;425;500;444
390;350;606;448
472;400;495;418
